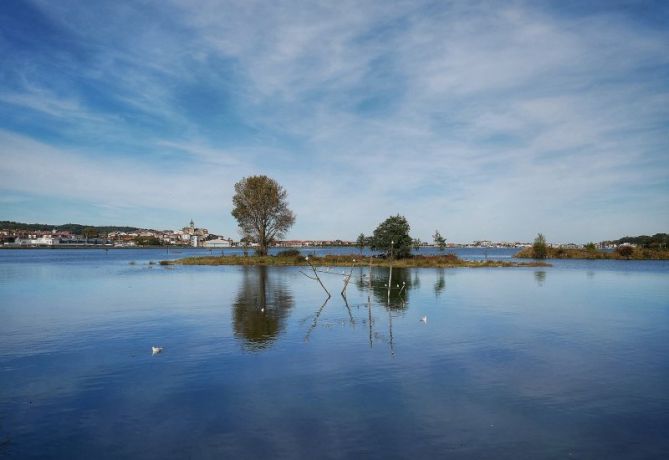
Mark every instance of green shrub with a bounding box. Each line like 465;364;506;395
369;215;413;259
134;236;162;246
532;233;548;259
276;249;301;257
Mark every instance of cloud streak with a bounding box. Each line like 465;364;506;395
0;0;667;241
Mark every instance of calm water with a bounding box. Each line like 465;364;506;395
1;249;668;459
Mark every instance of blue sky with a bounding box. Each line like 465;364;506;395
0;0;667;242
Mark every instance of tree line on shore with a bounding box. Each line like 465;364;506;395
231;174;668;261
0;221;140;235
231;175;449;259
4;175;666;258
524;233;669;260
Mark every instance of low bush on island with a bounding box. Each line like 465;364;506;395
515;246;669;260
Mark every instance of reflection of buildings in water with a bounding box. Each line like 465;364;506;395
534;270;547;286
233;266;294;351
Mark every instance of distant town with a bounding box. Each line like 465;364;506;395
0;220;633;250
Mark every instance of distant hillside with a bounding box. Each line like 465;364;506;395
0;221;142;234
603;233;668;249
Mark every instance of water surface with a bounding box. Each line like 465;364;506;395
1;249;668;459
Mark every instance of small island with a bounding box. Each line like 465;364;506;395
161;253;550;268
514;233;669;260
514;246;669;260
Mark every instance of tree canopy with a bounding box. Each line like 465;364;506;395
231;175;295;256
605;233;668;249
0;221;139;234
369;215;413;259
134;236;162;246
432;229;446;250
82;227;98;239
532;233;548;259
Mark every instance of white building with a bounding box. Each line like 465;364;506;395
203;238;232;248
36;236;59;245
14;236;59;246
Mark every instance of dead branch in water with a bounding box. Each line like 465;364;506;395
302;256;331;297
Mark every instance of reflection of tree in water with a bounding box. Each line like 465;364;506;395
412;271;421;289
355;267;417;309
233;266;294;351
534;270;547;286
434;268;446;297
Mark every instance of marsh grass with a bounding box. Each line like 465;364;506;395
514;247;669;260
162;253;550;268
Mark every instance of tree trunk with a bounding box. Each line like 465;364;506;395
258;228;267;256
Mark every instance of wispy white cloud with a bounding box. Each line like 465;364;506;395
0;131;245;214
0;0;667;241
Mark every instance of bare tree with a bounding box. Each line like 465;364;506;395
231;175;295;256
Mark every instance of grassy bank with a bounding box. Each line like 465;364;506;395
161;253;551;268
514;247;669;260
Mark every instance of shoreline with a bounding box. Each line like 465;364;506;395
514;247;669;260
0;245;355;250
0;245;181;250
160;254;552;268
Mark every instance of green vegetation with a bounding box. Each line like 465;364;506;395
532;233;548;259
515;246;669;260
231;175;295;256
162;253;550;268
82;227;98;243
369;215;413;259
603;233;668;249
134;236;162;246
0;221;139;234
433;229;447;251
